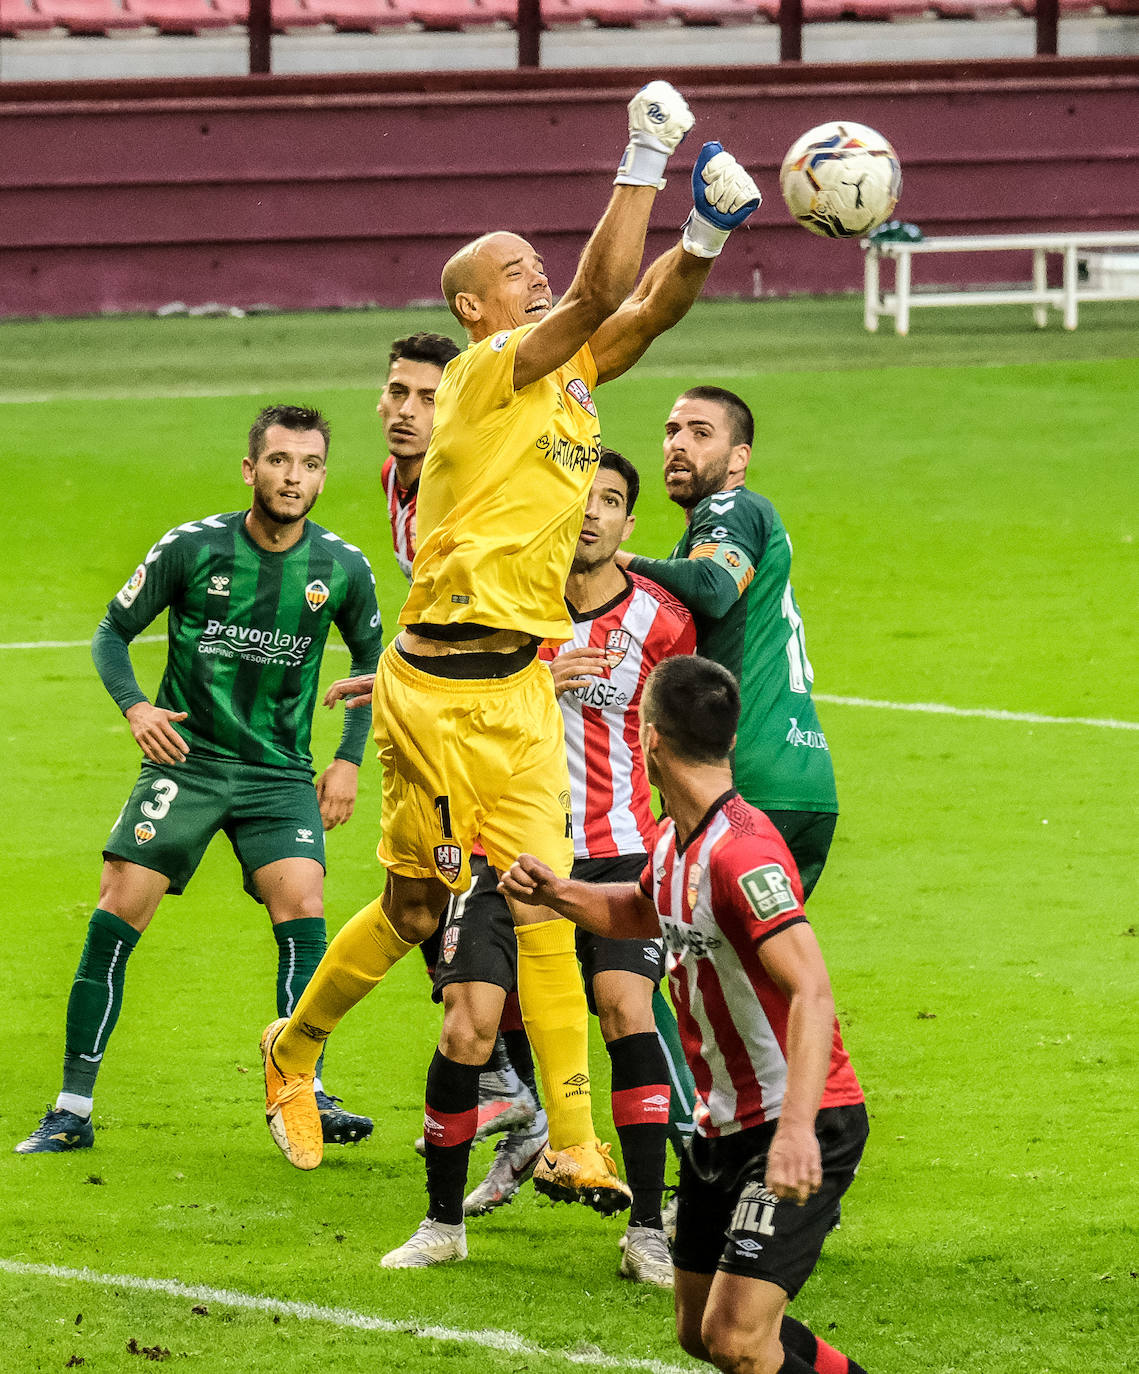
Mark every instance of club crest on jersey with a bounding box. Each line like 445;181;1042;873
304;579;330;613
603;628;631;669
434;844;462;883
686;863;703;910
134;820;156;846
117;565;147;609
565;378;597;417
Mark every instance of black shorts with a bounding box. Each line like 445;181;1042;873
673;1102;868;1299
432;853;514;1001
763;810;837;901
572;855;663;1015
432;852;663;1008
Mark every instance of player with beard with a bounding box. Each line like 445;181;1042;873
15;406;383;1155
619;387;838;900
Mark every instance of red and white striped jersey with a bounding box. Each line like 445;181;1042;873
640;790;862;1138
382;456;418;584
542;572;696;860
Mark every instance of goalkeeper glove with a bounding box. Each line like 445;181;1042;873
682;141;762;259
615;81;695;190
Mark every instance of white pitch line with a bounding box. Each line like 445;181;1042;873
0;1259;693;1374
814;692;1139;733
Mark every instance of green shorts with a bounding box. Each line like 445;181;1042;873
104;755;326;900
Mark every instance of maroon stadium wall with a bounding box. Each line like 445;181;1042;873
1;58;1138;318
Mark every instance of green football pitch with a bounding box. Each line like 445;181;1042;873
1;298;1136;1373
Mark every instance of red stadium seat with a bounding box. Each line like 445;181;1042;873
0;0;56;31
660;0;774;24
127;0;234;29
386;0;501;26
316;0;410;27
32;0;145;31
576;0;673;23
928;0;1020;15
212;0;327;26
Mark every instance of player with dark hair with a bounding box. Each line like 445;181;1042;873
377;332;462;583
501;654;870;1374
15;406;384;1155
430;449;695;1282
619;387;838;898
261;83;764;1264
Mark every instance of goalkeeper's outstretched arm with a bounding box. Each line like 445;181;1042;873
590;140;762;386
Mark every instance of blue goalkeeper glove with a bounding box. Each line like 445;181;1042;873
615;81;695;190
682;141;762;259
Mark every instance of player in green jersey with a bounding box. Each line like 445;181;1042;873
620;386;838;898
15;405;385;1156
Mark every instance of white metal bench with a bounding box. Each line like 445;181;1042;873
862;231;1139;335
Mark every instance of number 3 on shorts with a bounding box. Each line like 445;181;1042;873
141;778;180;821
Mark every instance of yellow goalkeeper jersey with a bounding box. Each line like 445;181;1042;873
399;323;601;643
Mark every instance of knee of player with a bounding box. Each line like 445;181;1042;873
703;1320;782;1374
439;1004;498;1065
675;1307;709;1363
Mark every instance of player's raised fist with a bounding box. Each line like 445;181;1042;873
615;81;695;190
682;141;762;259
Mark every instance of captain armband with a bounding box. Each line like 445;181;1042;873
688;542;756;595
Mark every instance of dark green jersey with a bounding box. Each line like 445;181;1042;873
628;486;837;814
103;511;384;776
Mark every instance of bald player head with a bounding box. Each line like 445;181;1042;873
441;232;553;340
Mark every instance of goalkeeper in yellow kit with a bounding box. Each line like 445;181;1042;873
261;80;763;1267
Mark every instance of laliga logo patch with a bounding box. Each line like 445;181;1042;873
565;378;597;417
686;863;703;910
604;628;631;669
304;579;329;613
134;820;156;846
116;565;147;609
434;843;462;884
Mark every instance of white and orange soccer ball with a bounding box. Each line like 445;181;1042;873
779;121;901;239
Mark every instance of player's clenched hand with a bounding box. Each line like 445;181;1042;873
316;758;359;830
615;80;694;189
683;142;762;259
548;646;609;698
499;854;562;907
124;701;189;765
323;674;376;710
765;1119;823;1206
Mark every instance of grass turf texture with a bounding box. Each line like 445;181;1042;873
1;298;1136;1373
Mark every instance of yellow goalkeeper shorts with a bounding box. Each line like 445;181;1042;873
372;640;574;893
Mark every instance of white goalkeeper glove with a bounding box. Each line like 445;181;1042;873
614;81;695;190
682;141;762;259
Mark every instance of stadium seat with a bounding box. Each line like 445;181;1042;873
475;0;588;24
316;0;411;27
385;0;502;26
32;0;146;31
803;0;929;17
0;0;57;31
212;0;328;26
573;0;673;24
660;0;775;24
127;0;235;30
927;0;1022;15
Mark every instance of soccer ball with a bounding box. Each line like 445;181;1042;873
779;121;901;239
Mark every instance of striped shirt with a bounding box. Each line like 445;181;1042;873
542;572;695;860
381;456;417;584
640;790;862;1137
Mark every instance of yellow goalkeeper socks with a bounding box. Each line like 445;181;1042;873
273;897;415;1075
514;917;595;1151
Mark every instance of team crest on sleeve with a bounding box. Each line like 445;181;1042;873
134;820;156;846
603;628;631;669
304;580;330;612
565;378;597;417
738;864;799;921
434;844;462;884
490;331;512;352
116;565;147;609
